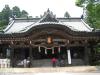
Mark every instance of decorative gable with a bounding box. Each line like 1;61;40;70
39;9;59;23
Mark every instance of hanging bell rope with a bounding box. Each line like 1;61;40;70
45;48;47;54
30;41;32;44
38;46;41;53
58;47;60;53
52;47;54;54
11;41;13;44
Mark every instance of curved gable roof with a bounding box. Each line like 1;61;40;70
3;10;93;34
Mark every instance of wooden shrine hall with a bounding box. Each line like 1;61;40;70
0;9;100;67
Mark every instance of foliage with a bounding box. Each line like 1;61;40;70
21;10;28;18
75;0;85;7
0;5;11;27
12;6;28;18
86;3;100;28
64;11;70;18
0;5;29;30
76;0;100;29
95;43;100;53
12;6;21;18
76;0;96;7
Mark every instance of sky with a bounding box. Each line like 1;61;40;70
0;0;83;17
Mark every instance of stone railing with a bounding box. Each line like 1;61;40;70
0;59;10;68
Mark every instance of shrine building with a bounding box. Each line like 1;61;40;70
0;9;100;67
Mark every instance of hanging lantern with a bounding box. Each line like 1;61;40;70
52;47;54;54
38;46;41;53
58;47;60;53
47;36;52;44
45;48;47;54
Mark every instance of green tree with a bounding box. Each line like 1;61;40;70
0;5;29;30
21;10;28;18
64;11;70;18
12;6;21;18
0;12;3;21
0;5;12;28
76;0;96;7
0;12;9;30
75;0;85;7
76;0;100;29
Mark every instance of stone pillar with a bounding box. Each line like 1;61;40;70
84;46;90;65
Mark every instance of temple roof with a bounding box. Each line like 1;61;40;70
3;9;93;34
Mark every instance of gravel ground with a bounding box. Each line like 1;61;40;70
0;72;100;75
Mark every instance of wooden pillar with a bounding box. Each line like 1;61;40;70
6;48;10;58
84;46;90;65
10;47;14;67
90;45;95;65
29;46;32;67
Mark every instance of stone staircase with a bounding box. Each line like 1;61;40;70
31;59;84;67
71;59;85;66
32;59;52;67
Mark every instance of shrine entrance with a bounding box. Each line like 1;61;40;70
32;46;66;59
30;46;85;67
31;46;68;67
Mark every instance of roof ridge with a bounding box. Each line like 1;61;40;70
3;20;15;33
81;19;93;31
36;9;59;23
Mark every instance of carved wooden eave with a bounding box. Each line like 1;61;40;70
0;24;100;39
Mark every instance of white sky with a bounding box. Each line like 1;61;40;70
0;0;83;17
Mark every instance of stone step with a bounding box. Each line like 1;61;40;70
32;59;52;67
0;66;97;73
32;59;84;67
